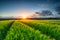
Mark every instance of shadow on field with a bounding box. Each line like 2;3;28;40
21;21;56;40
2;21;14;40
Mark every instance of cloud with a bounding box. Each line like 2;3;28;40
55;6;60;15
57;2;60;5
35;10;53;16
41;10;53;16
38;4;50;7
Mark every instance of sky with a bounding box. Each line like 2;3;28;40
0;0;60;17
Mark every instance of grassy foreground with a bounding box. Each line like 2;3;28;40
0;20;60;40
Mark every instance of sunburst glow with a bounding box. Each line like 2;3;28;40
21;15;28;20
22;16;27;19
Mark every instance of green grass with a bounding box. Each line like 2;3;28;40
5;21;54;40
0;20;14;40
21;20;60;40
0;20;60;40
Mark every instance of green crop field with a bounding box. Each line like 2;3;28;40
0;20;60;40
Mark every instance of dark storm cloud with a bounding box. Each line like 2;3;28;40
55;6;60;15
35;10;53;16
53;0;60;15
41;10;53;16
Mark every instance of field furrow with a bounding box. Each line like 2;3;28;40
4;21;55;40
0;20;60;40
0;20;14;40
21;20;60;40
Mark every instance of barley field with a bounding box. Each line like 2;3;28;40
0;20;60;40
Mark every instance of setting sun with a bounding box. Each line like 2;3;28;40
22;16;27;19
21;15;28;19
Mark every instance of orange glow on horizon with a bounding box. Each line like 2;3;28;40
22;16;27;19
21;15;28;20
